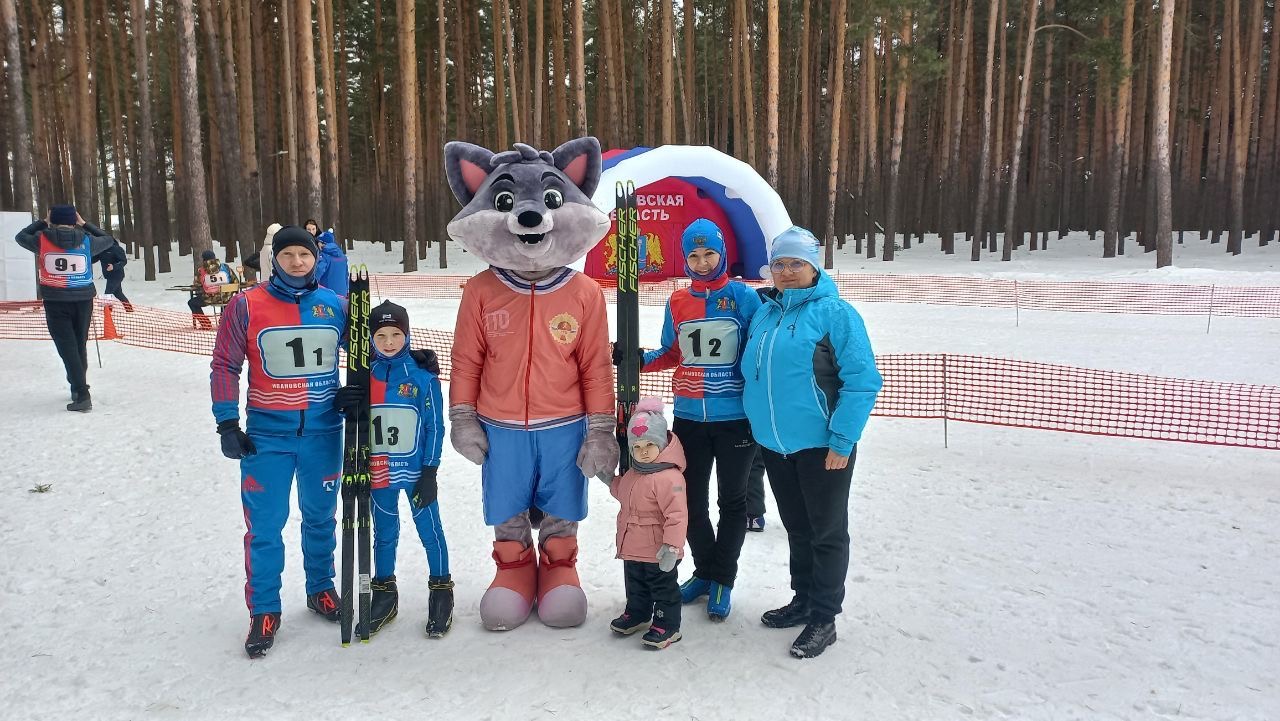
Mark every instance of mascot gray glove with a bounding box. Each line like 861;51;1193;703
657;544;679;572
577;413;620;479
449;404;488;465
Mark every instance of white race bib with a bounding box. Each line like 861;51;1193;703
677;318;741;367
370;405;419;456
258;326;340;379
43;253;87;276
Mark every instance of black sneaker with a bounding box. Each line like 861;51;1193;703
245;612;281;658
761;598;809;629
306;588;341;622
641;624;682;649
356;577;399;637
609;611;651;635
426;575;454;638
66;391;92;413
790;621;837;658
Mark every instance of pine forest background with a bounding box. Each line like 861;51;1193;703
0;0;1275;277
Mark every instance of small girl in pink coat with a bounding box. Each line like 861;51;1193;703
606;398;689;649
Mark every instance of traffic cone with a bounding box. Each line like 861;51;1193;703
99;304;122;340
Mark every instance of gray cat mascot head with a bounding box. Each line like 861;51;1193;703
444;138;611;274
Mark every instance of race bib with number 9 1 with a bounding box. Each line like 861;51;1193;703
43;253;87;276
257;326;340;379
677;318;741;367
370;405;420;455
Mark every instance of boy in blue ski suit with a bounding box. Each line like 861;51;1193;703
334;300;455;638
210;226;348;658
638;218;762;620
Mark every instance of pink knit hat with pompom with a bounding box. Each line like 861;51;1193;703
626;397;669;451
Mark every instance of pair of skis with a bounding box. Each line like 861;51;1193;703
615;182;640;473
340;267;372;645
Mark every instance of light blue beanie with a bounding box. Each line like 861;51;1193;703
767;226;821;273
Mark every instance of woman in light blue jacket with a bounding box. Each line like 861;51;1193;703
741;226;882;659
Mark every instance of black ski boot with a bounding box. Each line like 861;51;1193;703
761;597;810;629
245;612;281;658
425;575;454;638
356;576;398;637
66;389;92;413
306;588;341;622
790;620;837;659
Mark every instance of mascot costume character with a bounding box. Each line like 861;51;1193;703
444;138;618;630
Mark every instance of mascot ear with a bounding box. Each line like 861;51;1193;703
445;141;496;206
551;137;602;198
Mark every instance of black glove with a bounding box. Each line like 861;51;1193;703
410;349;441;375
334;383;365;418
217;420;257;459
611;343;646;367
412;466;439;509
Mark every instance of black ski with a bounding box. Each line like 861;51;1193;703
340;267;372;646
615;181;640;472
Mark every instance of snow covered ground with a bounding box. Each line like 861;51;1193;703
1;233;1277;720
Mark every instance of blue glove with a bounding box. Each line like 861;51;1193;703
217;420;257;459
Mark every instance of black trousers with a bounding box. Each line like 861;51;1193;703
747;446;768;517
43;299;93;395
623;559;681;629
104;278;130;306
761;445;856;622
673;417;756;587
187;296;207;314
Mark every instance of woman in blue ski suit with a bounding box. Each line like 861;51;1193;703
305;219;349;296
639;218;762;620
210;226;347;657
741;226;882;659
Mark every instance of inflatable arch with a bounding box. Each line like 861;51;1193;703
575;145;793;281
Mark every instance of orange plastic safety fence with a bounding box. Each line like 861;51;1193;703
366;272;1280;318
3;300;1275;450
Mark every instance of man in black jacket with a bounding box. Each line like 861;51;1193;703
99;241;132;312
14;205;120;412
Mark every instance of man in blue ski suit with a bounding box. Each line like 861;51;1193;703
209;225;347;658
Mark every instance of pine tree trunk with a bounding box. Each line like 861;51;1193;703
683;0;696;142
571;0;587;133
280;0;300;220
295;0;323;220
501;0;522;141
971;0;1001;260
883;13;912;261
821;0;848;268
1001;0;1039;260
1;0;32;213
491;0;508;148
550;0;565;140
67;0;99;218
765;0;779;187
661;0;675;144
317;0;341;233
175;0;212;264
398;0;418;271
1102;0;1134;257
1154;0;1175;266
533;0;544;146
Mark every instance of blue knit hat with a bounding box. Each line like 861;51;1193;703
49;205;77;226
681;218;727;280
767;226;821;274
